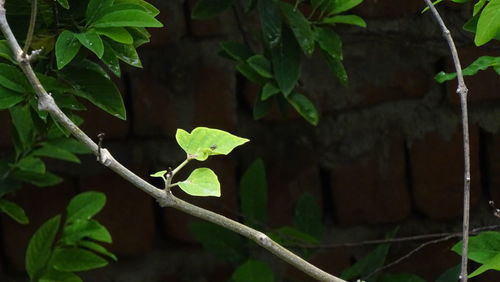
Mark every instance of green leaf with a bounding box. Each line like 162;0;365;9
189;221;246;264
469;253;500;277
39;270;82;282
101;42;121;76
33;143;80;163
0;178;21;198
175;127;249;161
150;170;167;178
92;9;163;28
14;156;46;174
128;27;151;47
261;83;280;100
436;264;460;282
74;30;104;58
434;56;500;83
268;226;319;246
329;0;363;15
0;199;29;224
0;63;30;92
192;0;233;19
86;0;114;25
378;273;426;282
12;170;63;187
315;27;342;60
341;229;397;281
114;0;160;16
239;159;267;227
253;96;273;119
66;191;106;223
232;259;274;282
271;27;301;96
106;40;142;68
247;55;273;78
236;63;267;84
220;41;254;61
322;14;367;27
475;0;500;46
62;219;112;244
294;192;323;240
78;240;117;261
0;85;24;109
474;0;487;16
0;40;16;63
178;168;221;197
279;2;315;56
55;31;81;69
56;0;69;9
10;103;35;150
287;92;319;126
26;215;61;281
258;0;282;48
96;27;133;44
323;50;348;86
60;66;126;119
51;248;108;272
48;138;91;154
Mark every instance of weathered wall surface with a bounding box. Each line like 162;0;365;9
1;0;500;281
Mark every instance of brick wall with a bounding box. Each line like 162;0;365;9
1;0;500;281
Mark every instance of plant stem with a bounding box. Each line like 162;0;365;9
23;0;37;54
422;1;470;281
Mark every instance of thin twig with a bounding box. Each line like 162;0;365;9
23;0;37;54
0;2;343;281
422;1;470;281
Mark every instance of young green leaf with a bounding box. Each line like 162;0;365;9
33;143;80;163
279;2;315;56
258;0;282;48
26;215;61;281
261;83;280;100
0;85;23;109
239;159;267;228
55;31;81;69
473;0;487;16
271;28;301;96
287;92;319;126
96;27;134;44
66;191;106;223
475;0;500;46
178;168;220;197
247;55;273;78
192;0;234;19
189;221;246;264
294;192;323;240
74;30;104;58
232;259;274;282
175;127;249;161
150;170;168;178
60;66;127;119
78;240;117;261
0;199;29;224
51;248;108;272
220;41;254;61
434;56;500;83
322;14;367;27
92;9;163;28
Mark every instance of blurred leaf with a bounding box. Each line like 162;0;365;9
0;199;29;224
78;240;117;261
150;170;167;178
101;42;121;76
436;264;460;282
475;0;500;46
323;50;348;86
258;0;282;48
47;138;91;154
0;63;30;92
33;143;80;163
279;2;315;56
26;215;61;281
52;248;108;272
0;178;22;198
192;0;234;19
240;159;267;227
175;127;249;161
378;273;425;282
287;92;319;126
14;156;46;174
329;0;363;15
268;226;319;246
0;40;16;63
39;270;82;282
315;27;342;60
253;96;273;119
86;0;114;25
247;55;273;78
74;30;104;58
236;62;267;84
0;85;24;109
232;259;274;282
220;41;254;61
261;82;280;100
178;168;221;197
271;28;301;96
434;56;500;83
60;66;126;119
56;0;69;9
294;192;323;240
189;221;246;264
12;170;63;187
9;103;35;150
322;14;367;27
128;27;151;47
453;231;500;277
66;191;106;224
55;31;81;69
62;219;112;244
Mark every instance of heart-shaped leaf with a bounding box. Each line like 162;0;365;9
178;168;220;197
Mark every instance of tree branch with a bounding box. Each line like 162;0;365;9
422;1;470;281
0;2;343;281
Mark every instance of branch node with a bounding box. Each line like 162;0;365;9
37;93;54;112
257;232;271;247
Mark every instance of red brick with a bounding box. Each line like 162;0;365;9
163;157;238;242
267;153;323;227
193;67;237;131
188;0;236;37
79;168;155;256
0;110;11;147
410;127;481;219
78;99;129;139
353;0;424;18
486;134;500;205
446;46;500;104
330;136;411;225
0;182;75;271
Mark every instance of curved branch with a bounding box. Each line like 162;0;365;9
0;2;343;281
422;1;470;281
